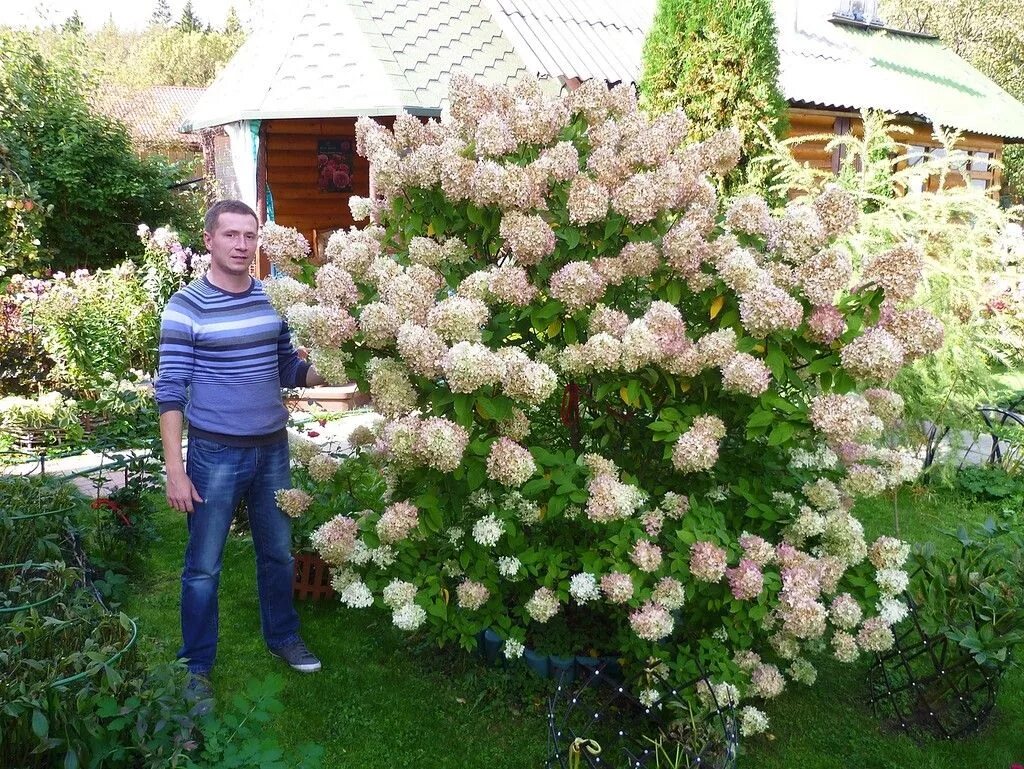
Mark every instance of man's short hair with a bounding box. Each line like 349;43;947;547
205;200;258;234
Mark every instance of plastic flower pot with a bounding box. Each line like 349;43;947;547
291;551;334;601
523;646;550;678
549;654;577;684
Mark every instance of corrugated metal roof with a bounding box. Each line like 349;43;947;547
183;0;532;131
775;0;1024;141
484;0;656;85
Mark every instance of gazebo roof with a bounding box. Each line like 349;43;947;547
182;0;532;131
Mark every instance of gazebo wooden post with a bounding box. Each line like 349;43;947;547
255;122;270;279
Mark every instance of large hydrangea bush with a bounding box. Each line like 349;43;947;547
262;76;944;734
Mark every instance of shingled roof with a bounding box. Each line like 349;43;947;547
182;0;533;131
94;86;205;149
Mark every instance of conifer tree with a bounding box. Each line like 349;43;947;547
641;0;788;192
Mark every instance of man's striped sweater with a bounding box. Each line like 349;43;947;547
155;275;310;446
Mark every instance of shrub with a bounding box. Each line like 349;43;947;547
0;146;47;278
267;77;943;734
0;391;84;453
286;432;386;554
911;518;1024;670
31;265;159;391
756;110;1024;433
0;277;55;396
0;31;196;272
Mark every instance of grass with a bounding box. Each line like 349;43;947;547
123;484;1024;769
748;484;1024;769
123;505;550;769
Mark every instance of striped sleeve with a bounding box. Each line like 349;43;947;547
277;320;311;388
155;296;195;413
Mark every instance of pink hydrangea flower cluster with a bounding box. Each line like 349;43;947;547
689;541;727;583
376;501;420;545
629;601;674;641
672;415;727;473
375;414;468;473
311;514;360;567
485;438;537;487
727;559;765;600
456;579;491;610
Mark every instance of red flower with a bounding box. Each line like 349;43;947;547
92;497;132;527
307;431;320;438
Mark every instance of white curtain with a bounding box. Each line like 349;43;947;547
223;120;261;211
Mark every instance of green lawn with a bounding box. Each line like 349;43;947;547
123;506;550;769
124;485;1024;768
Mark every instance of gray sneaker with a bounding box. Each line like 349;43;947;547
185;673;214;717
270;639;322;673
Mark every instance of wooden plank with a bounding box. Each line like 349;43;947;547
266;170;371;185
264;182;371;197
265;118;358;136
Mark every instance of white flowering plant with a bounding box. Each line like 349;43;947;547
262;76;945;730
281;430;387;554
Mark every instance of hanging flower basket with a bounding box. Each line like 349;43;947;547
292;550;334;602
867;595;1000;740
546;660;738;769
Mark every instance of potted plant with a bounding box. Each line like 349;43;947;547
284;434;386;601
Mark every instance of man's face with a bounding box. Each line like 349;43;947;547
204;212;258;277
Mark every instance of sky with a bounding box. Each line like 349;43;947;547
0;0;267;32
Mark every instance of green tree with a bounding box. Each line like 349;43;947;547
881;0;1024;202
0;31;193;272
223;6;244;38
133;28;241;87
640;0;788;193
177;1;203;34
61;11;84;35
150;0;172;26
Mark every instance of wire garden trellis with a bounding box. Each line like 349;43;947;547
1;472;140;689
546;660;738;769
923;394;1024;472
867;593;999;741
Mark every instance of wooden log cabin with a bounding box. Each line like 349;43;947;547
183;0;1024;278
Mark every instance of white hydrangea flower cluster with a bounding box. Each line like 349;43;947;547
261;75;953;716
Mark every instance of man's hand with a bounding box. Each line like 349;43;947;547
166;467;203;513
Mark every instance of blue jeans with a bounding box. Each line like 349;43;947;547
178;436;300;674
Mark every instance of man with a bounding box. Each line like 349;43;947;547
155;200;326;706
